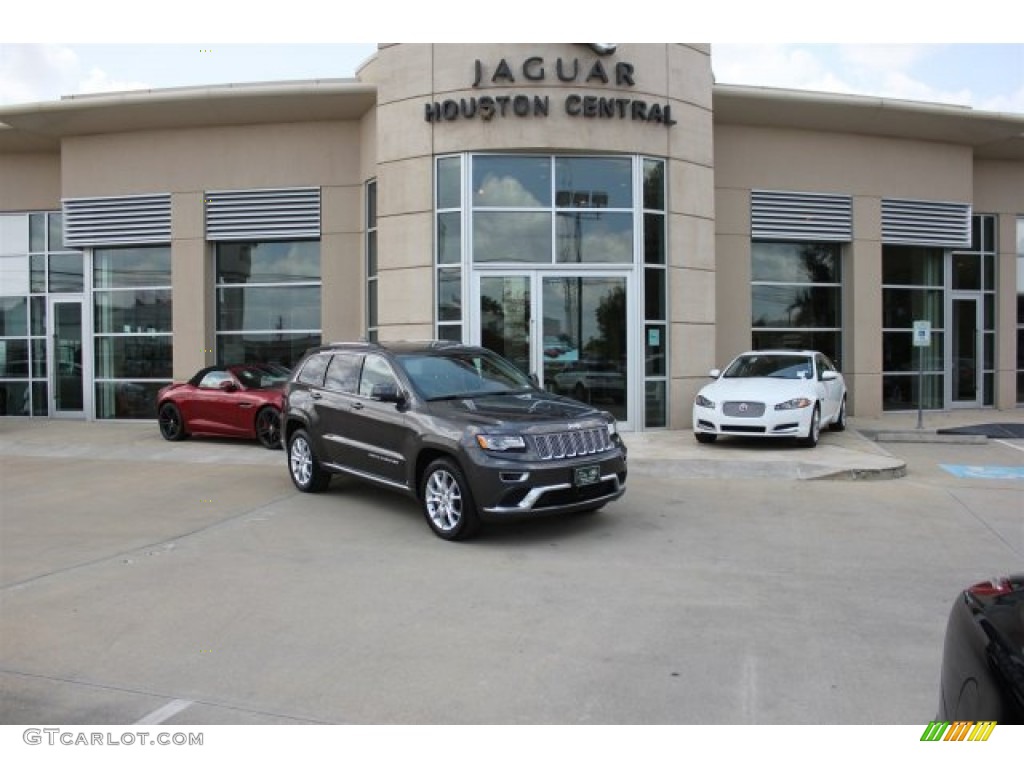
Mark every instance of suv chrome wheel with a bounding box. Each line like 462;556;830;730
421;458;479;541
288;429;330;492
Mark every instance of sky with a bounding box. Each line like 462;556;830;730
1;3;1022;113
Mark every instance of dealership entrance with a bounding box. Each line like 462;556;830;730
471;270;633;427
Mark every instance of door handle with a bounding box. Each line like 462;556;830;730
352;402;365;411
311;391;322;400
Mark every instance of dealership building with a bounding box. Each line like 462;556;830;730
1;43;1022;431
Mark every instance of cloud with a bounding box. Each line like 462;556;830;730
0;44;150;105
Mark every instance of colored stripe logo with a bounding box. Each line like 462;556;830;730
921;721;997;741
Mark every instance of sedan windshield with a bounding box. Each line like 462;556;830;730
723;354;813;380
398;351;535;400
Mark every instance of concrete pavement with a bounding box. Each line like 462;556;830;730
2;408;1023;480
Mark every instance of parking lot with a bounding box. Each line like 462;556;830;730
1;415;1021;725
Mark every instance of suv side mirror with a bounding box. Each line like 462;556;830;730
528;372;540;388
821;370;838;382
371;382;405;405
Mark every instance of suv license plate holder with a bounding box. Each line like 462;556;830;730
574;464;600;487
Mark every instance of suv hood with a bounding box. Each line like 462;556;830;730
426;390;606;426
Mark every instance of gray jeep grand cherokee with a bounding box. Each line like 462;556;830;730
282;341;627;540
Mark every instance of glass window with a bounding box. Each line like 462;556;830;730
94;290;172;334
473;156;550;208
555;157;632;209
359;354;399;398
217;286;321;332
644;269;666;321
216;241;320;284
94;248;172;288
952;252;981;291
217;333;318;370
437;212;461;264
643;159;665;211
0;339;29;377
643;213;665;264
297;353;330;386
366;180;378;341
324;353;362;394
473;212;551;263
94;381;166;420
0;296;28;336
48;253;84;292
0;381;31;415
95;336;173;379
437;268;461;322
555;212;633;264
752;242;840;283
437;156;461;209
752;285;840;328
29;214;45;252
882;246;943;286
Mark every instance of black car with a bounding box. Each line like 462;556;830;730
281;341;627;540
937;575;1024;723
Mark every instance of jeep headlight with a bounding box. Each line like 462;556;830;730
695;394;715;408
775;398;813;411
606;418;618;437
475;434;526;452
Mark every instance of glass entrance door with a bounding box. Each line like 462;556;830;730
951;296;980;407
474;272;631;426
49;297;86;417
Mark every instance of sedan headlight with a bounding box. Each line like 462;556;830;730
695;394;715;409
475;434;526;452
774;398;813;411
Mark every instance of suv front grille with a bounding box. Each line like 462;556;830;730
532;427;612;460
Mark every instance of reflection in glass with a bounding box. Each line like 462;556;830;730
752;285;839;328
473;212;550;263
555;212;632;263
0;381;30;415
644;213;665;264
217;286;321;331
473;156;550;208
882;331;944;373
53;302;83;411
555;157;632;209
95;381;164;419
542;276;627;421
645;269;666;321
31;381;47;416
30;296;45;336
48;213;63;251
437;212;461;264
883;374;943;411
217;333;321;370
94;247;172;288
31;338;46;377
643;159;665;211
0;339;28;377
437;156;461;209
216;241;320;284
29;213;45;252
752;331;842;368
882;246;943;286
94;290;172;334
881;288;943;329
48;253;84;293
952;252;981;291
952;299;978;402
437;268;461;321
30;253;45;292
95;336;173;379
645;381;667;428
752;242;839;283
0;296;27;335
479;275;530;375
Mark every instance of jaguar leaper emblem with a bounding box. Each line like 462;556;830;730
586;44;617;55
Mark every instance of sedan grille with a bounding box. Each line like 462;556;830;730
723;401;766;418
532;428;612;460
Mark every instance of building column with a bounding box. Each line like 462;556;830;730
847;196;883;418
170;192;211;379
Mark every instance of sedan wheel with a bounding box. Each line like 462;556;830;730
829;397;847;432
421;458;480;541
799;404;821;448
288;429;330;492
255;407;282;449
158;403;187;441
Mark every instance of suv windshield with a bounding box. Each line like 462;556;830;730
723;354;813;380
233;364;291;389
397;350;534;400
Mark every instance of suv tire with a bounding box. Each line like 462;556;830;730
421;457;480;541
288;428;331;492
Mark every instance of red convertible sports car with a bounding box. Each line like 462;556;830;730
156;364;288;449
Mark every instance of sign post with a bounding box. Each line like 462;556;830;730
912;320;931;430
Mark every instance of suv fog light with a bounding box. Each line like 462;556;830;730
500;472;530;483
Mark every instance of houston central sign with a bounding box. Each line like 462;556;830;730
423;47;677;127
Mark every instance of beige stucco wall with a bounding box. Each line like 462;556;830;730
61;121;366;375
0;153;61;211
362;43;716;427
714;123;976;417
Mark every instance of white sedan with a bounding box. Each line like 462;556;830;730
692;350;847;448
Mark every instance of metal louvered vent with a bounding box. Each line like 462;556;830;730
63;194;171;246
751;190;852;242
206;188;320;241
882;198;971;247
